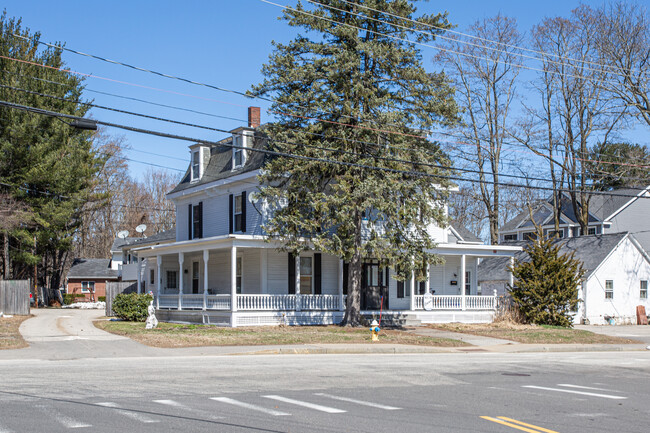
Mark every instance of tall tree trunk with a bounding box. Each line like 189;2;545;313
341;210;363;327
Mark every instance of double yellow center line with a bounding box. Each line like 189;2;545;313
481;416;559;433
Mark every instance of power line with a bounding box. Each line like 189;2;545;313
3;98;648;201
3;46;646;171
7;83;649;188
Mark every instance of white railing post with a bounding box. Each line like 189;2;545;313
203;249;209;311
409;269;416;311
295;255;301;312
178;252;184;310
460;254;466;311
156;255;161;309
230;245;237;312
338;259;345;311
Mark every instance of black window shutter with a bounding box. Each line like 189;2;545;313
314;253;322;295
229;194;233;234
397;280;404;298
198;201;203;238
188;204;193;240
342;262;348;295
288;253;295;294
241;191;247;233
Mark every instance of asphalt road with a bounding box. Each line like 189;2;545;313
2;350;650;433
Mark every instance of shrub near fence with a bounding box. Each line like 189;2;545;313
112;293;153;322
0;280;30;315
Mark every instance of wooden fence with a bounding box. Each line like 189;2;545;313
105;281;137;316
0;280;30;315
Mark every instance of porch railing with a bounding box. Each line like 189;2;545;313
413;295;496;310
238;294;296;311
301;294;340;311
206;294;231;310
157;295;178;309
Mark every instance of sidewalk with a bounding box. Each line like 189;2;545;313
1;309;648;361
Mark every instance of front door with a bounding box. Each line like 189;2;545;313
361;261;388;310
192;262;199;294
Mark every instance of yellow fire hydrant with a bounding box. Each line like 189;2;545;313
370;319;381;342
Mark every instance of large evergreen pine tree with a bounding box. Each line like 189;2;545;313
0;12;100;293
252;0;458;325
509;235;586;327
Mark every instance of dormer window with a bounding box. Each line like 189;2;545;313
233;135;245;169
191;150;201;181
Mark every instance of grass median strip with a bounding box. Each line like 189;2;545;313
0;315;30;350
94;321;469;348
430;323;640;345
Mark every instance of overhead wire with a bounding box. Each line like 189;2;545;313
5;84;649;186
2;98;649;201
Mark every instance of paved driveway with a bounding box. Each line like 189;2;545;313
575;324;650;345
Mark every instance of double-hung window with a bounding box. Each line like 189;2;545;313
641;280;648;299
233;135;245;169
300;257;312;294
167;271;178;291
236;257;242;294
81;281;95;293
234;195;243;232
191;150;200;181
605;280;614;299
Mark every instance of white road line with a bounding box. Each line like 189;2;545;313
35;404;92;429
153;399;224;420
210;397;290;416
522;386;627;400
95;402;160;423
313;393;400;410
557;384;620;392
263;395;346;414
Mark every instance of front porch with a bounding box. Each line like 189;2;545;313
133;234;519;327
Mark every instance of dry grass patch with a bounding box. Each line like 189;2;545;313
95;320;469;348
0;315;30;350
430;322;641;345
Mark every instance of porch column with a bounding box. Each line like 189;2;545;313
460;254;466;311
156;255;161;309
136;256;142;294
509;256;515;289
338;259;344;311
409;269;416;311
178;252;184;310
230;245;237;312
203;249;209;311
474;258;480;295
426;262;431;294
295;254;301;312
260;249;268;294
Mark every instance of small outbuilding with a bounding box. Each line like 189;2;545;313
478;232;650;325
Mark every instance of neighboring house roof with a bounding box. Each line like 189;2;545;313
449;223;483;244
169;131;269;194
478;232;632;282
126;228;176;249
110;237;139;253
501;186;650;232
67;258;119;280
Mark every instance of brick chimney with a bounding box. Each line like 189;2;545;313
248;106;261;129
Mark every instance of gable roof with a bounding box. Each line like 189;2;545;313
449;222;483;244
125;228;176;249
110;237;139;253
67;258;119;280
169;131;269;194
478;232;632;282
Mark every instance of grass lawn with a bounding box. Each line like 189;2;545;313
430;322;641;345
95;320;469;348
0;315;30;350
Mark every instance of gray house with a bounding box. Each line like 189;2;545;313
499;187;650;253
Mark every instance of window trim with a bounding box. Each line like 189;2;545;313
605;280;614;299
191;149;201;181
503;234;517;241
641;280;648;300
81;281;95;293
232;135;245;169
300;255;313;295
150;269;155;285
167;270;178;290
234;195;243;232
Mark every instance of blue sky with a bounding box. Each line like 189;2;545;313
3;0;631;180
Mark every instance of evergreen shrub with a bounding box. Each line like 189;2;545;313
111;293;153;322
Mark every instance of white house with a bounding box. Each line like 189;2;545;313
499;187;650;254
131;107;521;327
478;232;650;325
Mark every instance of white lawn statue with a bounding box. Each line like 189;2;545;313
145;299;158;329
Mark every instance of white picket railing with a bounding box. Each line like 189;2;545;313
206;294;231;310
237;294;297;311
181;294;205;310
301;295;340;311
413;295;496;310
157;295;178;309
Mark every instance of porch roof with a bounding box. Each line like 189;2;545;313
132;234;521;259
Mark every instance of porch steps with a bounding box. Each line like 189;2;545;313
362;313;421;328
